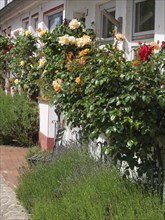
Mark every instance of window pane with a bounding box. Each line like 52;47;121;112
103;10;115;38
34;18;38;32
48;12;63;32
24;21;29;30
135;0;155;33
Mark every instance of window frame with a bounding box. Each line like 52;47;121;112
99;0;116;42
132;0;155;40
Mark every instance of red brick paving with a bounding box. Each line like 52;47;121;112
0;146;28;189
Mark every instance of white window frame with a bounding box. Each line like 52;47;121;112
99;0;116;42
132;0;155;40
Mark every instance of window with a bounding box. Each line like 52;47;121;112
102;10;115;38
34;17;38;32
43;4;64;33
31;13;39;33
99;1;116;40
133;0;155;40
48;12;62;32
22;18;29;30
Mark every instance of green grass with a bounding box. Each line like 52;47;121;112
16;147;163;220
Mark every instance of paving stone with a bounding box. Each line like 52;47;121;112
0;175;30;220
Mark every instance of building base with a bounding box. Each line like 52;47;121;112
38;131;54;151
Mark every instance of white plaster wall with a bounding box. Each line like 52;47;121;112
39;102;49;137
39;102;58;138
0;0;5;10
154;0;165;42
48;104;58;138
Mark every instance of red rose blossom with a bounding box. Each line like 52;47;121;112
138;44;153;61
8;44;13;49
161;41;165;49
3;49;8;54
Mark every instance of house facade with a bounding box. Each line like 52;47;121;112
0;0;165;150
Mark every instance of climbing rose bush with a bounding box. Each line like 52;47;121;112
0;19;165;188
39;20;165;186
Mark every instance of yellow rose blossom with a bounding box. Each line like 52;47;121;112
20;60;25;66
53;79;63;84
37;28;42;33
115;32;124;41
25;30;31;37
66;51;74;60
69;19;81;30
55;70;59;74
14;79;20;85
79;48;90;57
53;83;61;92
53;79;63;92
150;41;160;50
79;57;86;66
75;76;81;85
43;69;48;74
23;84;28;90
75;38;84;47
66;60;73;70
82;35;92;45
39;29;47;37
39;57;46;68
59;34;70;46
68;36;76;45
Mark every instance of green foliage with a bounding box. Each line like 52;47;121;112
16;147;163;220
0;88;39;146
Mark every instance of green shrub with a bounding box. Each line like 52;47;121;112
0;88;39;146
16;147;163;220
